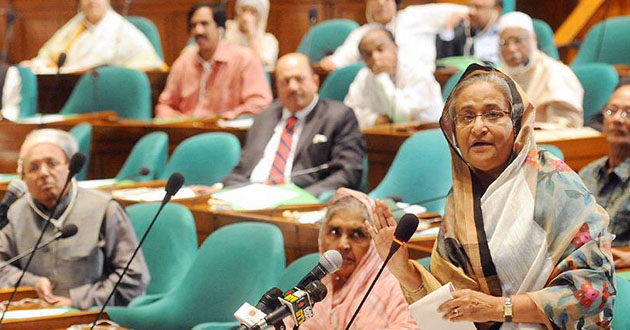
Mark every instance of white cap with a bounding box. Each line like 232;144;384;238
498;11;534;34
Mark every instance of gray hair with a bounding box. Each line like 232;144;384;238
321;195;372;230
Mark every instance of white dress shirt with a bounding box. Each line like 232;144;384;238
329;3;467;72
1;66;22;121
344;64;443;128
250;95;320;183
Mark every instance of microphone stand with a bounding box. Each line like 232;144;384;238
0;10;17;63
0;230;68;271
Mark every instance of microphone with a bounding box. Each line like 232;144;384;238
250;280;328;330
92;69;100;111
344;214;419;330
0;10;17;63
0;224;78;271
234;287;284;330
122;0;134;17
43;52;68;116
56;52;67;75
303;8;318;60
89;172;185;330
308;8;317;26
0;152;85;324
296;250;342;289
0;180;26;229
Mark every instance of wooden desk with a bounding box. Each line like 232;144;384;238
362;123;608;190
1;311;115;330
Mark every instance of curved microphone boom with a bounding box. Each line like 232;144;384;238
89;172;185;330
0;153;85;324
0;224;78;271
344;213;419;330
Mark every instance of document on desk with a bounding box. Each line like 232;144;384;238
2;307;73;319
409;282;476;330
213;184;299;210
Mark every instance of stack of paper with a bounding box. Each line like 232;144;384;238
113;187;196;202
409;283;476;330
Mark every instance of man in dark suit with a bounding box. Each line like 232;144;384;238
222;53;365;197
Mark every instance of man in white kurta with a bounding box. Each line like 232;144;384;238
344;28;443;129
25;0;164;74
320;1;467;73
1;64;21;120
499;12;584;129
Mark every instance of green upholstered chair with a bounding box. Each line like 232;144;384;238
572;63;619;122
619;271;630;281
369;129;452;215
116;132;168;182
502;0;515;13
319;63;364;102
107;222;285;330
572;16;630;66
15;66;37;118
539;144;564;160
417;257;431;271
296;19;360;62
612;276;630;329
533;18;560;60
160;132;241;186
277;253;320;292
125;203;197;306
442;70;465;101
127;16;164;60
60;66;152;120
69;123;92;181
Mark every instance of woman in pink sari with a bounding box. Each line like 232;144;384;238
291;188;416;330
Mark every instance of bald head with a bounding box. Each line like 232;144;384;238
604;85;630;147
276;53;319;113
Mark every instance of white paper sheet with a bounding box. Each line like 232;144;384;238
217;117;255;129
212;184;299;210
412;226;440;239
2;307;71;319
78;178;118;189
112;187;196;202
409;283;476;330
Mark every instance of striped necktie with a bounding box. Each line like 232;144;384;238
267;116;298;185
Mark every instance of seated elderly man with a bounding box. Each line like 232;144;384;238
0;129;149;309
23;0;164;74
499;12;583;129
223;53;365;197
285;188;416;329
0;63;20;120
344;28;443;128
580;85;630;269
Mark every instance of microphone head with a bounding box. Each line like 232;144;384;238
7;11;17;25
57;52;67;68
309;7;317;21
139;167;151;176
165;172;185;196
320;250;343;274
394;213;419;243
257;287;283;313
304;280;327;303
68;152;86;178
7;180;26;197
60;224;78;239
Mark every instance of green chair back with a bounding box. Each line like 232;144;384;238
319;63;364;102
573;16;630;66
369;129;452;214
277;253;320;292
539;144;564;160
15;66;37;118
297;19;360;62
572;63;619;122
126;203;197;297
533;19;559;60
612;276;630;329
69;123;92;181
116;132;168;182
442;70;465;101
107;222;285;330
502;0;515;13
160;132;241;186
127;16;164;60
60;66;152;120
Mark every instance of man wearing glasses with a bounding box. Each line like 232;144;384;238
436;0;502;63
498;11;583;129
580;85;630;269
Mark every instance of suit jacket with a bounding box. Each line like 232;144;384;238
223;98;365;197
436;25;473;60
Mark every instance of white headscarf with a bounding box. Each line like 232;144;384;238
236;0;269;32
498;11;538;76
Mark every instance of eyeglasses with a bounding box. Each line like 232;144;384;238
499;36;529;48
455;110;511;127
603;107;630;120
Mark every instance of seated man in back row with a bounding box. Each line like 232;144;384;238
0;129;149;309
344;28;443;129
499;12;583;129
223;53;365;197
156;3;272;120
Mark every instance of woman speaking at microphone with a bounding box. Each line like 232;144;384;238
0;129;149;310
287;188;416;329
371;65;615;329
